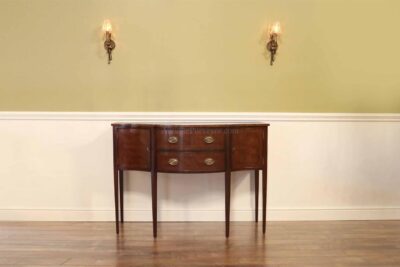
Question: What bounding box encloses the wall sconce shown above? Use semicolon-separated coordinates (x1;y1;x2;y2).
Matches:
266;22;281;66
102;19;116;64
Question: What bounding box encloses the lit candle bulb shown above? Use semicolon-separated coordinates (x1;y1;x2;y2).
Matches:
102;19;113;33
270;21;281;36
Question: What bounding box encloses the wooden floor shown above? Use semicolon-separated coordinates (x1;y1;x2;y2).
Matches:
0;221;400;267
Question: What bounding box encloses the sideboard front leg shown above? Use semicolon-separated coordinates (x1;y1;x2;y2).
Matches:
225;171;231;238
262;168;267;234
113;169;120;234
151;172;158;238
263;127;269;234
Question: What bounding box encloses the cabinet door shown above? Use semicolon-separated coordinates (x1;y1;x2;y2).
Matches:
231;127;266;170
116;128;151;170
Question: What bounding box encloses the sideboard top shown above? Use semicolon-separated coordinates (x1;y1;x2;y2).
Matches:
111;122;270;128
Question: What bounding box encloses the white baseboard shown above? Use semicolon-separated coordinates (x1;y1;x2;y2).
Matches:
1;208;400;221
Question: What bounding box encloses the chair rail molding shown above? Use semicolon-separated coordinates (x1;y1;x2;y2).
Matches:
1;112;400;122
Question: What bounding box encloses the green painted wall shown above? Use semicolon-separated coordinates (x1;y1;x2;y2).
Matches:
1;0;400;112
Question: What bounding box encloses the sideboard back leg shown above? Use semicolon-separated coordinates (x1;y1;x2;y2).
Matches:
113;169;120;234
255;170;259;222
119;170;124;223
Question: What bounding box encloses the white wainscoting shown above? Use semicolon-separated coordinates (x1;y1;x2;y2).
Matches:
1;112;400;221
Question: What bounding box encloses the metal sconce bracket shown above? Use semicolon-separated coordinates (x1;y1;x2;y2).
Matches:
104;31;116;64
266;33;278;66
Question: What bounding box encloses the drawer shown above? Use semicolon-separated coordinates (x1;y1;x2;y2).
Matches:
157;152;225;173
156;128;225;150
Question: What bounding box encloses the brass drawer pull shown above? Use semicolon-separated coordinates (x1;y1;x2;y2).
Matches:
168;158;179;166
204;136;215;144
204;158;215;166
168;136;178;144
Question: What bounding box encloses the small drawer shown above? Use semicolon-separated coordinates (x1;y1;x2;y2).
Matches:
156;128;225;150
157;152;225;173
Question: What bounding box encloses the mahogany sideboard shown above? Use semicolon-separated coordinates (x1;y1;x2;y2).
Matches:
112;123;269;238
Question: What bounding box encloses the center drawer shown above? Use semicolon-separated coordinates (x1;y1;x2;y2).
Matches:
157;151;225;173
156;128;225;150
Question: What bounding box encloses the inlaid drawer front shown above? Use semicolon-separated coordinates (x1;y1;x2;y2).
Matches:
116;128;150;170
157;152;225;173
156;128;225;150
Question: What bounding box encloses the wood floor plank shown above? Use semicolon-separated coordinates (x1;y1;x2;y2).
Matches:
0;221;399;266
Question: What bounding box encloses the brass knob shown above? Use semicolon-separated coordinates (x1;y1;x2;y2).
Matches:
168;158;179;166
204;136;215;144
204;158;215;166
168;136;178;144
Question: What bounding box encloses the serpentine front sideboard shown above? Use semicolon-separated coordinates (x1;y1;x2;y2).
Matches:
112;123;269;238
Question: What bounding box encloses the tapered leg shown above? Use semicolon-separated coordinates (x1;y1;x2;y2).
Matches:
262;168;267;234
151;172;158;238
255;170;259;222
113;169;119;234
119;170;124;223
225;171;231;238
